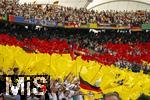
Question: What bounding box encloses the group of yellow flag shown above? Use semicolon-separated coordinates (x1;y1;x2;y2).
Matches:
0;45;149;99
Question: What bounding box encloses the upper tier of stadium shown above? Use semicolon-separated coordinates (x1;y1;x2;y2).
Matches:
0;0;150;29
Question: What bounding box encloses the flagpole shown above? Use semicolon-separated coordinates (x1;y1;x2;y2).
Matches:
90;65;102;83
78;65;84;77
90;65;104;95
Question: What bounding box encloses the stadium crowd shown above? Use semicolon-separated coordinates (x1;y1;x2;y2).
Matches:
0;22;150;74
0;68;122;100
0;70;83;100
0;1;150;26
0;1;150;99
0;68;149;100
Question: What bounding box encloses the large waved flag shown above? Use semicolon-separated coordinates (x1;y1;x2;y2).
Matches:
79;75;103;93
0;44;150;99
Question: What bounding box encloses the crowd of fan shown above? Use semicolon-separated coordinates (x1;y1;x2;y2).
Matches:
0;68;150;100
0;70;83;100
0;1;150;26
0;68;121;100
0;1;150;100
0;22;150;74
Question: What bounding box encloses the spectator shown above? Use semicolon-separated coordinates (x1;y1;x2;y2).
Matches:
103;92;121;100
0;1;149;26
0;94;4;100
27;93;40;100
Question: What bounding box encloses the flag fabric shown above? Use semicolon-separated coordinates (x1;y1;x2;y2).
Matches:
0;44;150;99
89;23;98;28
2;14;7;21
79;76;102;93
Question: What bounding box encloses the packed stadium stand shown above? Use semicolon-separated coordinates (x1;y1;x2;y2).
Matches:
0;0;150;100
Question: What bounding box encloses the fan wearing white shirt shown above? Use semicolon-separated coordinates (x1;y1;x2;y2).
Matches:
47;88;57;100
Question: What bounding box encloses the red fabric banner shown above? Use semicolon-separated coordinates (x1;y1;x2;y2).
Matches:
9;15;15;22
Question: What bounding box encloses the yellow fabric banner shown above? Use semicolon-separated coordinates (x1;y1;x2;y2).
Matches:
0;45;149;99
89;23;98;28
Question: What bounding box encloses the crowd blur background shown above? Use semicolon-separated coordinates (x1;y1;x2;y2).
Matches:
0;0;150;100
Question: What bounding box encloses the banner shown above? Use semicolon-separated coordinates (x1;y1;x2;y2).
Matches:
24;17;29;23
35;19;40;25
2;14;7;21
9;15;15;22
45;20;56;27
99;26;112;29
46;20;51;26
0;15;2;20
29;18;35;24
57;23;63;27
89;23;98;28
65;22;80;28
2;14;148;30
112;26;130;29
80;23;88;28
142;24;150;29
15;16;24;23
131;27;142;31
40;19;49;26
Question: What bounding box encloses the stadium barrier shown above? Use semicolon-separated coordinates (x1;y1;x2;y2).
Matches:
0;13;146;30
